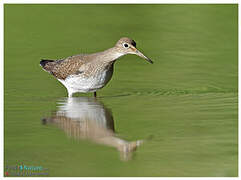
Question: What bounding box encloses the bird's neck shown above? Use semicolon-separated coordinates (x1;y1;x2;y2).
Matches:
92;47;124;63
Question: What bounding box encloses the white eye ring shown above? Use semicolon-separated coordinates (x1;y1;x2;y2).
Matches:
123;43;129;48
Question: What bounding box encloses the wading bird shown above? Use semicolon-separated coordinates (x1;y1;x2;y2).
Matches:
40;37;153;97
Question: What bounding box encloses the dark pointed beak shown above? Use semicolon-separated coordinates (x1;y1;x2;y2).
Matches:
131;46;153;64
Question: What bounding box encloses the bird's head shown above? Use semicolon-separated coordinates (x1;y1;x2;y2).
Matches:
115;37;153;64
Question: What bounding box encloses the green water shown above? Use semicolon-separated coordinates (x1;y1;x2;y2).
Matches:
4;4;238;177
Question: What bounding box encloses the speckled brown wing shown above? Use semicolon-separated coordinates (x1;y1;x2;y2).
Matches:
41;54;87;80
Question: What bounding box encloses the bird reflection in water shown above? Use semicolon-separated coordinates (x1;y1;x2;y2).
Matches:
42;97;143;161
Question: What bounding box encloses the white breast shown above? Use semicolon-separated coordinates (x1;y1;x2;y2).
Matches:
58;65;114;93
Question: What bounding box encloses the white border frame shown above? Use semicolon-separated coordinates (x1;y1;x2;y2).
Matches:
1;1;239;179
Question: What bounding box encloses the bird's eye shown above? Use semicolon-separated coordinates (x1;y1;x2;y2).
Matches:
123;43;129;48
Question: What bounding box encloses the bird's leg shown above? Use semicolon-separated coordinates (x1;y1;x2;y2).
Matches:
67;88;73;98
94;92;97;98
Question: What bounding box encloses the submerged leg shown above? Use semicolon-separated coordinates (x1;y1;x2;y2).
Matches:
94;92;97;98
67;88;74;98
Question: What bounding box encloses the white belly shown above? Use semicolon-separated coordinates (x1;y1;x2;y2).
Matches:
58;67;113;93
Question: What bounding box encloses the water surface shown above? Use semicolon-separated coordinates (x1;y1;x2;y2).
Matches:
4;4;238;177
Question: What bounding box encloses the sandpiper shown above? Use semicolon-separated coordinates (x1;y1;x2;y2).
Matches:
40;37;153;97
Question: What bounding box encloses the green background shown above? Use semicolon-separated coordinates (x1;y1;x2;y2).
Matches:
4;4;238;176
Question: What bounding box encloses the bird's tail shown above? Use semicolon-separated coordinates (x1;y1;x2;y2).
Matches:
40;59;55;72
40;59;54;68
